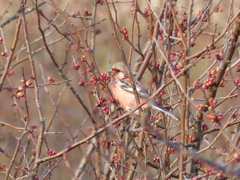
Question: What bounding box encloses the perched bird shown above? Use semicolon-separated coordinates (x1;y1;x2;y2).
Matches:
109;62;179;121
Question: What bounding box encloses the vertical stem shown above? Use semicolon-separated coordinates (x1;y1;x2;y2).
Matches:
127;0;137;65
127;130;145;180
0;17;22;91
21;0;46;177
179;0;194;178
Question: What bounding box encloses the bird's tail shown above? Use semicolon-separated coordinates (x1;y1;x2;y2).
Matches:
151;103;179;121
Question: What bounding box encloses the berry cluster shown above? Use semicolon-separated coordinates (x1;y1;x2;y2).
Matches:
47;150;56;156
206;112;223;123
120;27;128;40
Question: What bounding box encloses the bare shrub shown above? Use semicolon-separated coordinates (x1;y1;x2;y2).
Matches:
0;0;239;179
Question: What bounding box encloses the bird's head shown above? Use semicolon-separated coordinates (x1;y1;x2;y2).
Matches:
109;62;128;80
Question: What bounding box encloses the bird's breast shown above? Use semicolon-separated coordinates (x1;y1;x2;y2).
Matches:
110;80;137;108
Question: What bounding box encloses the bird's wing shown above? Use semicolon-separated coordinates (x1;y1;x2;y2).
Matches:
119;78;149;99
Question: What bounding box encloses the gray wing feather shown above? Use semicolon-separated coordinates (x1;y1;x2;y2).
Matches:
119;79;149;98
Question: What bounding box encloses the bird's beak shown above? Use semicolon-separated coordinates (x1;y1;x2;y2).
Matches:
108;70;114;76
109;68;117;76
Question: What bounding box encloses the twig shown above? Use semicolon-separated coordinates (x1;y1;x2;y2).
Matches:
20;1;46;178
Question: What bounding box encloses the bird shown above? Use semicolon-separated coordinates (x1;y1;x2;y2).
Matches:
109;62;179;121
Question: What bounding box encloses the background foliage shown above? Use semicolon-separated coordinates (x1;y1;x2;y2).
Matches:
0;0;240;179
